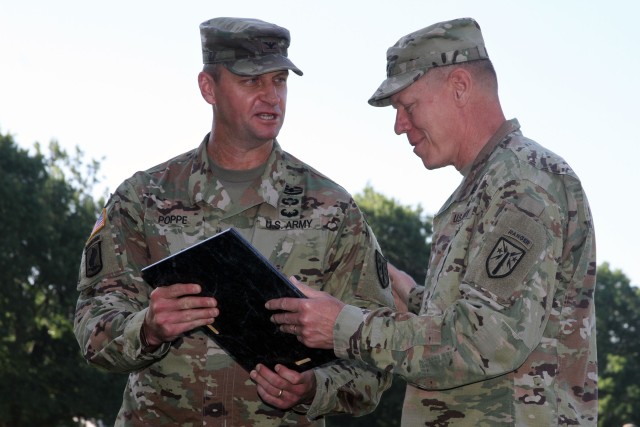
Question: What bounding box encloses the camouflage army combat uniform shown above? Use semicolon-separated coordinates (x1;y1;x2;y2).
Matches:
74;136;393;426
334;120;598;426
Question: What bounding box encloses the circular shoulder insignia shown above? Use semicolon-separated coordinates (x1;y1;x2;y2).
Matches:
375;250;390;289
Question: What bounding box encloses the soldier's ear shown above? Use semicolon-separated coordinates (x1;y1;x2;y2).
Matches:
448;68;471;106
198;71;216;105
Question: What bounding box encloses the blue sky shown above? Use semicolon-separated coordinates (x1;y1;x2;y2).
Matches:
2;0;639;285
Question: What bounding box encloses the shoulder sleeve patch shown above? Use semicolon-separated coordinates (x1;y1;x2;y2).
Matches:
486;237;526;278
84;236;103;278
466;204;547;303
77;204;123;290
355;240;394;308
375;250;390;289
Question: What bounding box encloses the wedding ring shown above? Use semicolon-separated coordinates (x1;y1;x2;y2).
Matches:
277;389;283;397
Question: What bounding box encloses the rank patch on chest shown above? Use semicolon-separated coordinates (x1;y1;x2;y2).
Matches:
485;237;526;278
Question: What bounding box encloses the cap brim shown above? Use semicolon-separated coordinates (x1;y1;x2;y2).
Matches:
226;54;303;77
368;69;425;107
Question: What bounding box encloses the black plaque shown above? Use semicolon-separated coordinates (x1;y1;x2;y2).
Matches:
141;227;337;372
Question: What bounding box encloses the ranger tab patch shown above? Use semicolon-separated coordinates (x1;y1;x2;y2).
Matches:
467;207;543;302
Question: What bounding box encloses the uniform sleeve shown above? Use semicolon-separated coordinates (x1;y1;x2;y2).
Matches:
332;182;564;390
407;285;424;314
306;204;395;418
73;180;170;373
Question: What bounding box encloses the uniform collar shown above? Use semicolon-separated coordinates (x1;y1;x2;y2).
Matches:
465;119;521;181
188;135;289;210
438;119;521;215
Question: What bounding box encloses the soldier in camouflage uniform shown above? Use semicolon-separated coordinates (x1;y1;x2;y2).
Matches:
73;17;393;426
267;17;598;426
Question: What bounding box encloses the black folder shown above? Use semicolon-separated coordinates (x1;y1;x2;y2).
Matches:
141;227;337;372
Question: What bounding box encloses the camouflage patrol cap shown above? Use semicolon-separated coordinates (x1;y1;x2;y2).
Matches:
200;17;303;76
368;17;488;107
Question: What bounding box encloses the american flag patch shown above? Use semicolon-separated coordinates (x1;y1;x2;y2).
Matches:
88;208;106;240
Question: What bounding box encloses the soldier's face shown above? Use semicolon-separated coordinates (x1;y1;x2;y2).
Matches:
211;67;289;147
390;72;459;170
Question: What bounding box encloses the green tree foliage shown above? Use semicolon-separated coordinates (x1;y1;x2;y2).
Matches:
595;263;640;426
355;184;432;285
0;132;126;427
327;185;433;427
4;133;638;426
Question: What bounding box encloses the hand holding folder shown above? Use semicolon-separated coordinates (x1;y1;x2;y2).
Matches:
141;227;337;372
